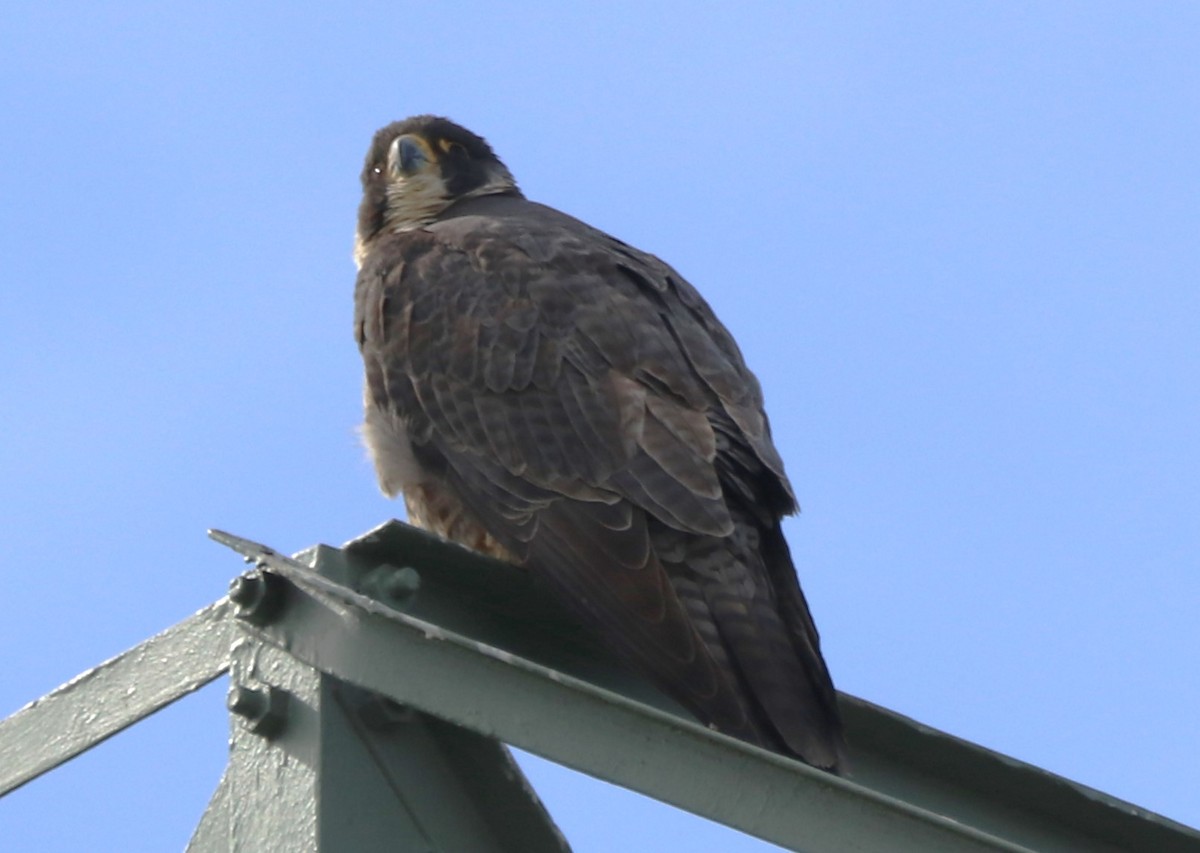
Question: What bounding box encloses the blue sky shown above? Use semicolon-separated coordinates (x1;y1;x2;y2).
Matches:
2;3;1197;850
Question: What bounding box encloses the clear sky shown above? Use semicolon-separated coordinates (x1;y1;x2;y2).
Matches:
2;3;1197;850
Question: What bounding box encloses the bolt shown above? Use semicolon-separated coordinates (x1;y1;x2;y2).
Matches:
380;566;420;600
360;564;421;608
227;569;285;625
227;684;266;717
228;574;260;606
227;683;288;738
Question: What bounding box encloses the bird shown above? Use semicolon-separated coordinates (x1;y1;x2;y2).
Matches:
352;115;846;771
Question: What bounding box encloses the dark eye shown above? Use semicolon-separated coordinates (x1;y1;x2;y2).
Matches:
439;139;467;158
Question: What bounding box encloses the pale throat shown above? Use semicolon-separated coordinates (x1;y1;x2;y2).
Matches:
352;165;518;269
383;172;453;233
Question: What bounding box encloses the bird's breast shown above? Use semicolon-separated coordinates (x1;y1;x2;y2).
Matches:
361;396;424;497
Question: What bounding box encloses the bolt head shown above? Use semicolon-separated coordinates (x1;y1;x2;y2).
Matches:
360;564;421;608
227;570;285;624
227;683;288;738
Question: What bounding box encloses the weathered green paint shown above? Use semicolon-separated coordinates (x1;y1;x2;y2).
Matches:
212;522;1200;853
183;537;570;853
4;520;1199;852
212;630;568;853
0;599;231;797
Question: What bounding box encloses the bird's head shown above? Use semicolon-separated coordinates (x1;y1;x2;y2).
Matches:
354;116;519;267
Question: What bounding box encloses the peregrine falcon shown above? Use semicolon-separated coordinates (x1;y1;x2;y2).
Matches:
353;116;846;771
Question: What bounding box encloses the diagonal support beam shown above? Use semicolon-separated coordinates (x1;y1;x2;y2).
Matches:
186;771;231;853
0;600;231;797
3;521;1196;851
209;525;1200;853
208;529;1034;853
191;532;571;853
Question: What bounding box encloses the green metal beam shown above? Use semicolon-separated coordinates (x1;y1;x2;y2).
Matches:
178;541;570;853
208;523;1200;853
5;519;1198;852
0;600;231;797
201;531;1019;851
333;521;1200;852
195;632;570;853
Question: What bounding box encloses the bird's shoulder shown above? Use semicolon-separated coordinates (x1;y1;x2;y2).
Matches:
354;192;795;514
358;194;749;391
